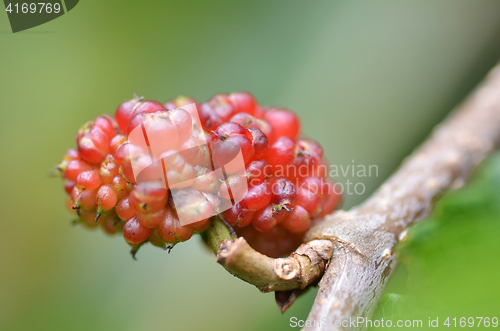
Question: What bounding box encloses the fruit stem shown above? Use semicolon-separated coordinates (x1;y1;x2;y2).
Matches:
203;216;236;255
203;216;333;304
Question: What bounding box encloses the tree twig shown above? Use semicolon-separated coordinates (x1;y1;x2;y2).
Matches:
303;63;500;330
204;217;334;293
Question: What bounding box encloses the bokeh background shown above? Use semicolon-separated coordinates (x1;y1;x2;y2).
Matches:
1;1;500;330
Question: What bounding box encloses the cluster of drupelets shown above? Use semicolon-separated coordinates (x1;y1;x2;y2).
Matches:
57;92;341;257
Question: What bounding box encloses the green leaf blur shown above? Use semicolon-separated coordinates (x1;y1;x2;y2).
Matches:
372;153;500;329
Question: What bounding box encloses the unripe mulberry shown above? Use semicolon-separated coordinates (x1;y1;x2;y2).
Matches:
55;92;342;258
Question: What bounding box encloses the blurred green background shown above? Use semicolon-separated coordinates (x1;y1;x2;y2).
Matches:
1;1;500;330
371;153;500;330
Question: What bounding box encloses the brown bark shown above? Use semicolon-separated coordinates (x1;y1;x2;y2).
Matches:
303;63;500;330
